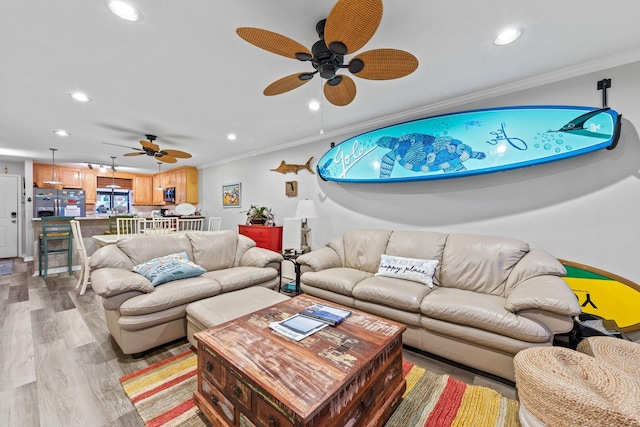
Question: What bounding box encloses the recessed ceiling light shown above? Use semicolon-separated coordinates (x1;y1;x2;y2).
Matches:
308;101;320;111
70;92;91;102
494;28;522;45
227;133;237;141
53;130;70;136
106;0;142;22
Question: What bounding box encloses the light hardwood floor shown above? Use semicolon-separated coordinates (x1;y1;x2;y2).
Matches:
1;258;637;426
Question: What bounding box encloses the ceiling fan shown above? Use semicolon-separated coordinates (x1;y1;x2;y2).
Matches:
102;135;192;164
236;0;418;106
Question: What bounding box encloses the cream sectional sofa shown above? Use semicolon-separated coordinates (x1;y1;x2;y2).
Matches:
296;229;581;381
89;231;283;355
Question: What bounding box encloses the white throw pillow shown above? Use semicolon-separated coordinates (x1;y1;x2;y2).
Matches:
375;254;439;287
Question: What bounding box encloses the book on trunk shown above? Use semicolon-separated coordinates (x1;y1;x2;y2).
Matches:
299;303;351;326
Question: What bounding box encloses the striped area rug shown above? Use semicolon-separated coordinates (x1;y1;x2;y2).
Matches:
120;350;520;427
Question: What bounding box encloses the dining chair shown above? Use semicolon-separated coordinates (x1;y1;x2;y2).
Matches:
208;217;222;231
39;216;74;279
177;217;204;231
145;217;177;234
70;220;91;295
104;215;135;235
116;217;141;240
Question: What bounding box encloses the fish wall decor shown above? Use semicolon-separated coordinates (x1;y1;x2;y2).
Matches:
271;157;315;174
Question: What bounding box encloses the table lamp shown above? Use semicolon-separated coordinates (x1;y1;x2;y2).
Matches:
294;199;318;253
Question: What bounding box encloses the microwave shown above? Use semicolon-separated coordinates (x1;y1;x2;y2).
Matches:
164;187;175;203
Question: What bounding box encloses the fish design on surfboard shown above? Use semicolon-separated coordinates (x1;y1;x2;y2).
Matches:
317;106;622;183
271;157;315;174
560;259;640;332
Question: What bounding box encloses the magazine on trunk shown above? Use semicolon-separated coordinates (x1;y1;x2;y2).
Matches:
299;303;352;326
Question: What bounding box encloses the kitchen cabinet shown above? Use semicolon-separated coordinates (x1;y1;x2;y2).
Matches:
58;168;82;188
132;175;153;205
174;166;198;204
82;169;97;204
238;225;282;252
33;163;82;188
152;173;165;205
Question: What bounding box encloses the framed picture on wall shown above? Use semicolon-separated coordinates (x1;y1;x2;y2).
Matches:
285;181;297;197
222;183;241;208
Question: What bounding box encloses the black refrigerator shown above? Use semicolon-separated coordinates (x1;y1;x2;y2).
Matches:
33;188;86;217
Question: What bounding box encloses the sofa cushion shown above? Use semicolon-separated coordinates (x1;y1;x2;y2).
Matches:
385;231;447;285
132;252;206;286
301;268;373;296
202;266;279;293
90;244;135;270
91;268;154;297
117;233;194;266
353;275;434;312
341;229;392;273
187;231;238;271
119;275;222;316
375;254;439;287
421;288;550;342
440;233;529;295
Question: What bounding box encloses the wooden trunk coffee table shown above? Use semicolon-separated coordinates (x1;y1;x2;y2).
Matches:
193;294;406;427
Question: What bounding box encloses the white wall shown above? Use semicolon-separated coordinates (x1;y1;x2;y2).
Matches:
200;61;640;283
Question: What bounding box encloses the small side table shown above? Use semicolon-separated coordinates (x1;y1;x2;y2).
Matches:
280;252;303;295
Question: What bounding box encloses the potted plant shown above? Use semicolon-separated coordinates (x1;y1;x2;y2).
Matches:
244;205;274;225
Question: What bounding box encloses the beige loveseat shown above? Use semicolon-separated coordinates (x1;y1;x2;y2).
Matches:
296;229;581;381
90;231;283;355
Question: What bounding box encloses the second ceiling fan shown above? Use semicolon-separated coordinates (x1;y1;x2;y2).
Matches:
104;135;192;164
236;0;418;106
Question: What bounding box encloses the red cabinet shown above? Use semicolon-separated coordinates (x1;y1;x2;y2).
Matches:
238;225;283;252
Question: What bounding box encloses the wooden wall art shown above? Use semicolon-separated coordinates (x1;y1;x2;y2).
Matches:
270;157;315;174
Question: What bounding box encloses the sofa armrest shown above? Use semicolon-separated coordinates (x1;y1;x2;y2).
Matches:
239;247;284;268
296;247;342;271
505;275;581;316
91;268;154;298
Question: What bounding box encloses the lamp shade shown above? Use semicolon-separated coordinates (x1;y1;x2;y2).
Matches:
294;199;318;219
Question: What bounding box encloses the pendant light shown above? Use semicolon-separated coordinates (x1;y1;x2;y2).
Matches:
155;161;163;190
43;148;63;185
105;156;121;189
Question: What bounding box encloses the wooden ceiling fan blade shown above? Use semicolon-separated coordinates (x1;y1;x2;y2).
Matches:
163;149;192;159
324;0;383;54
264;73;312;96
102;142;142;151
140;140;160;152
324;75;356;106
123;152;145;157
236;27;311;59
157;155;177;164
350;49;419;80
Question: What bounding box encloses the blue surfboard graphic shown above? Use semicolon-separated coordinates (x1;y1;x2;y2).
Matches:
317;106;621;183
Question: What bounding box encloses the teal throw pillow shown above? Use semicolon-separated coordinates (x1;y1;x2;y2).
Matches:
132;251;205;286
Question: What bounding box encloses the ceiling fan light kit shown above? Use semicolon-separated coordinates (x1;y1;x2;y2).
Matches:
236;0;418;106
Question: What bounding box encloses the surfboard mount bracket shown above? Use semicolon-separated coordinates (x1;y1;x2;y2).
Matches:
597;78;611;108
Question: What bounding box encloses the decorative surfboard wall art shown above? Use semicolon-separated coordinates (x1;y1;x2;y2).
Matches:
317;106;622;183
561;259;640;333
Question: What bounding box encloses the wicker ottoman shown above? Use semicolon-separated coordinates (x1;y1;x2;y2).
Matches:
186;286;289;348
514;346;640;427
577;336;640;379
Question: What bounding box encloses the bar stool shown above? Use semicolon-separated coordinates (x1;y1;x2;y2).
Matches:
39;216;74;279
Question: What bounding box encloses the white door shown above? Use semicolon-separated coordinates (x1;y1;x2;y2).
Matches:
0;175;19;258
